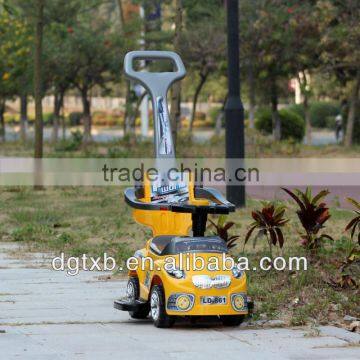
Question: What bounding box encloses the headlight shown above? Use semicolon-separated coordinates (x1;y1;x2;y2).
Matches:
167;293;195;311
232;266;244;279
166;267;185;279
176;295;192;311
231;293;247;311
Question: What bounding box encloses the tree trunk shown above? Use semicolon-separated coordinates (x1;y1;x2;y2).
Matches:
270;77;281;141
81;89;92;143
303;93;312;145
189;72;208;133
170;0;183;148
61;99;66;140
20;93;28;142
298;71;312;145
345;70;360;147
51;91;63;143
215;94;227;136
248;59;256;129
0;99;6;142
116;0;125;33
123;81;131;135
34;0;44;159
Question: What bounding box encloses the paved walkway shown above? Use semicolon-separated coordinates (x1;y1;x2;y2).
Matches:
1;242;359;360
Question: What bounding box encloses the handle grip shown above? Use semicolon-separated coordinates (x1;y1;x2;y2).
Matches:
124;50;186;97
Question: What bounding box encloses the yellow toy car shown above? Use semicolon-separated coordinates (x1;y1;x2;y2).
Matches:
114;51;250;328
115;234;248;328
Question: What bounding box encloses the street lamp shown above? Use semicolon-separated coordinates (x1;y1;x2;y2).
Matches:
225;0;245;207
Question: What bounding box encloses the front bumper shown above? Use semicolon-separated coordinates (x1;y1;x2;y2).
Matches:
164;275;248;316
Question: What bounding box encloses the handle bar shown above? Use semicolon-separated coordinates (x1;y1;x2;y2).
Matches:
124;51;186;159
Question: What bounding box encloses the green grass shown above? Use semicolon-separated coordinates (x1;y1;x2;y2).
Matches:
1;130;360;158
0;186;358;326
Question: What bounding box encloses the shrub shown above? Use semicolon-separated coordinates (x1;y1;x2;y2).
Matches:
244;202;289;256
289;102;340;128
345;198;360;245
43;113;55;125
209;215;240;249
209;106;222;124
68;112;83;126
195;111;206;121
92;111;121;126
288;104;305;120
55;130;83;152
310;102;340;128
255;108;305;142
282;187;333;250
193;119;215;128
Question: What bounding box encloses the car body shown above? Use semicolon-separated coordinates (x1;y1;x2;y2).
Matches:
123;235;248;327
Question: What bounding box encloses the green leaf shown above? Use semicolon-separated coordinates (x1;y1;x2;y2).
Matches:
312;189;330;205
347;198;360;210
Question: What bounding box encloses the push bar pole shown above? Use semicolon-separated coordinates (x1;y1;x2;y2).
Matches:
124;51;186;159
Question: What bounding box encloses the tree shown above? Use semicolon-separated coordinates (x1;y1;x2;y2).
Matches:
44;2;83;142
241;0;296;141
179;23;225;133
240;0;261;129
68;9;123;143
317;0;360;146
169;0;183;148
287;2;322;145
33;0;44;158
180;0;225;133
0;6;32;142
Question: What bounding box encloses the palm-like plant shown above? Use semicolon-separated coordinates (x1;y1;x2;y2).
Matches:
345;198;360;245
244;202;289;256
282;187;333;249
209;215;239;249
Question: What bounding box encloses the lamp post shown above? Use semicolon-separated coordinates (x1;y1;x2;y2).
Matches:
225;0;245;207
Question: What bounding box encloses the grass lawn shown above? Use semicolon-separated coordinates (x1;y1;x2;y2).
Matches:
0;186;358;326
1;131;360;158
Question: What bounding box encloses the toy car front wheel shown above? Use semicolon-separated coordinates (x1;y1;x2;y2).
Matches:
126;277;149;319
220;315;245;326
150;285;175;328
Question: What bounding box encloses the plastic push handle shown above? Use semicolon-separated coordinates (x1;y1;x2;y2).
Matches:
124;51;186;158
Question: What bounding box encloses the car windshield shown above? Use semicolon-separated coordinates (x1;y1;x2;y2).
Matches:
172;237;228;254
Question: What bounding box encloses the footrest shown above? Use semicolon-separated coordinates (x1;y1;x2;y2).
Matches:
114;298;148;312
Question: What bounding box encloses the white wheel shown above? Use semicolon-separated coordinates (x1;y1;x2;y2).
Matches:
126;277;149;319
149;285;175;328
126;280;135;301
150;290;160;321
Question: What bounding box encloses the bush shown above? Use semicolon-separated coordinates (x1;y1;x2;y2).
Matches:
255;108;305;142
92;111;121;126
209;106;222;124
289;102;340;128
195;111;206;121
288;104;305;120
55;130;83;152
310;102;340;128
43;113;55;125
68;112;83;126
193;119;215;128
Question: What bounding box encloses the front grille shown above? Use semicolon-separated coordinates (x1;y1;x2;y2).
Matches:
192;275;231;289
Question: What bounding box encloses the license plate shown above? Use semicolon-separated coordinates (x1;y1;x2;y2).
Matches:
200;296;227;305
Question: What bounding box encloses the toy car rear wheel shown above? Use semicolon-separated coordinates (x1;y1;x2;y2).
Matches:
126;277;149;319
220;315;245;326
150;285;175;328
